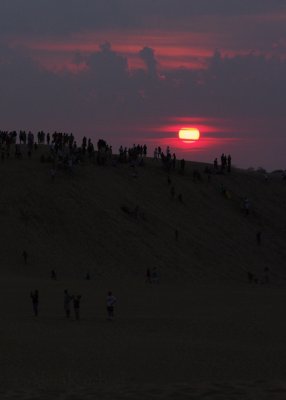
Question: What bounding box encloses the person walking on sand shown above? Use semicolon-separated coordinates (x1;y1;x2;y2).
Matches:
151;267;160;284
175;229;179;241
64;290;72;318
51;270;57;280
256;231;262;245
30;290;39;317
22;250;28;265
146;268;151;284
107;291;117;320
72;295;82;320
263;267;270;285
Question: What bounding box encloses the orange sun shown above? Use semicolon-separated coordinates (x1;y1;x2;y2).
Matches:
178;127;200;142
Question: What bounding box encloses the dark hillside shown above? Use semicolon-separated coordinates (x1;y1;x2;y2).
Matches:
1;146;285;284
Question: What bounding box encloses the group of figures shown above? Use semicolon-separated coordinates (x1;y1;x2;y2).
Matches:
145;267;160;284
247;267;270;286
30;289;117;321
214;153;232;172
118;144;147;163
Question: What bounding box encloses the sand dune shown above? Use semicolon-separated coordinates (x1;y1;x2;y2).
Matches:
1;146;285;281
1;146;286;398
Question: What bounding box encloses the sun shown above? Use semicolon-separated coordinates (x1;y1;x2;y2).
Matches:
178;127;200;142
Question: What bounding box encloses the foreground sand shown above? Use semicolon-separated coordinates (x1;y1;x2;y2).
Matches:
2;276;286;399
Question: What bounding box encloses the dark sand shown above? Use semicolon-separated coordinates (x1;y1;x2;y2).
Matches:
1;148;286;398
1;277;286;399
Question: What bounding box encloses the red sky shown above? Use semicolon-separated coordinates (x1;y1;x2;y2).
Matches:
8;23;286;72
1;1;286;170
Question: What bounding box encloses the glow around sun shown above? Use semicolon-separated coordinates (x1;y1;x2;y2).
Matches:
178;127;200;142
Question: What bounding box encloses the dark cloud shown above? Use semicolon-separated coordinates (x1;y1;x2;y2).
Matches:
139;47;157;77
1;42;285;130
0;0;285;35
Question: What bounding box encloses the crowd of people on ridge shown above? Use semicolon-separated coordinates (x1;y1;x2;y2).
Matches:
0;128;280;296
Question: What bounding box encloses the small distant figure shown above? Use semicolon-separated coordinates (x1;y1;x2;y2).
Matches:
227;155;232;172
22;250;28;265
146;268;151;283
50;168;56;181
30;290;39;317
178;193;183;203
256;231;262;245
221;183;226;196
263;267;269;285
151;267;160;284
170;186;175;199
73;295;82;320
51;270;57;280
167;176;171;185
243;198;250;215
85;272;91;280
175;229;179;241
214;158;218;170
153;147;158;160
64;290;72;318
107;291;117;320
172;153;176;169
193;169;201;182
247;271;254;285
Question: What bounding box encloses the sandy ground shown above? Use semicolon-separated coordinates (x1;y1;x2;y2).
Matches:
1;150;286;397
1;277;286;399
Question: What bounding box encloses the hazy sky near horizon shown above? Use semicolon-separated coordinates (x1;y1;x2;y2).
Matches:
1;0;286;170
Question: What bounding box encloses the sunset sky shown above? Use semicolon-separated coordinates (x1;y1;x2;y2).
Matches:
1;0;286;170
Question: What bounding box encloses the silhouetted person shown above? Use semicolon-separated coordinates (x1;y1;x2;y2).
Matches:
167;176;171;185
214;158;218;170
178;193;183;203
175;229;179;241
170;186;175;199
172;153;176;169
151;267;160;284
227;154;232;172
51;270;57;280
247;271;254;285
85;272;90;280
256;231;261;245
107;291;117;320
146;268;151;283
50;168;56;181
263;267;269;285
22;250;28;265
73;295;82;320
30;290;39;317
243;198;250;215
64;290;72;318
